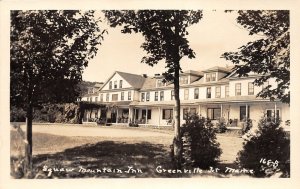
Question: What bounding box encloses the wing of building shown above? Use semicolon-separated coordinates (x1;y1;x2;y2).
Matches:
80;67;290;129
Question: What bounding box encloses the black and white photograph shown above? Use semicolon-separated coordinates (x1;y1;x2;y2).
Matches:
1;0;300;189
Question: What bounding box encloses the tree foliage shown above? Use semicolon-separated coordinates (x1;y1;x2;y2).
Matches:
104;10;202;81
10;10;105;176
104;10;203;168
11;10;105;108
237;117;290;177
222;10;289;104
181;114;221;169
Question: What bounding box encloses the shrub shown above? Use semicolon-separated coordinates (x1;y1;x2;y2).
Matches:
215;117;227;133
10;106;26;122
129;122;139;127
242;118;253;134
181;114;222;169
237;117;290;177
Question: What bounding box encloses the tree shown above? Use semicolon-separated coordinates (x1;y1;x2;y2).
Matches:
222;10;290;104
104;10;203;168
237;117;290;177
10;10;105;176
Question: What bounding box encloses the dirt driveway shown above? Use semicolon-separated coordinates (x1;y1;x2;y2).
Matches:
17;124;173;138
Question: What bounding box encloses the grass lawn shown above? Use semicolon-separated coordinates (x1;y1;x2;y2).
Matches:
10;126;245;178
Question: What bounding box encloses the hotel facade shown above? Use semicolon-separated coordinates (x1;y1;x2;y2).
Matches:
81;66;289;128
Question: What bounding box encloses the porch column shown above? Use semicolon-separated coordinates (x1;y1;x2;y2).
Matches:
221;104;223;118
128;108;131;124
116;107;119;123
146;107;148;124
134;108;137;123
86;110;89;121
158;107;161;127
198;104;201;116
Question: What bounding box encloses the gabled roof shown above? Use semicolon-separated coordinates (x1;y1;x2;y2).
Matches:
181;70;203;76
141;77;157;90
100;71;146;90
202;66;233;73
116;71;146;89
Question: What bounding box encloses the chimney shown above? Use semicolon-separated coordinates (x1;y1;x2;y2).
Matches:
142;74;147;78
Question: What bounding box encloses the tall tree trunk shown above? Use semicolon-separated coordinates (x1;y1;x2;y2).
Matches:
24;102;33;177
173;59;182;169
24;68;33;177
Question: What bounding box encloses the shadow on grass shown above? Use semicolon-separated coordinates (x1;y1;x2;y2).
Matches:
32;141;178;178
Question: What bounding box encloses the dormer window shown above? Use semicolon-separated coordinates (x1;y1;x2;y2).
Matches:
180;76;189;84
206;73;216;82
211;73;216;81
157;79;165;87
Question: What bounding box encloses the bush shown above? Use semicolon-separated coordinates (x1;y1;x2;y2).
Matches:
215;117;227;133
242;118;253;134
10;106;26;122
129;122;139;127
181;114;222;169
237;117;290;177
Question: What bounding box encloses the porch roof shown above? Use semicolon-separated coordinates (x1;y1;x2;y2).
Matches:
129;96;276;107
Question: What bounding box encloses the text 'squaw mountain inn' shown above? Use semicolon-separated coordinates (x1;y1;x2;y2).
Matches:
80;66;289;129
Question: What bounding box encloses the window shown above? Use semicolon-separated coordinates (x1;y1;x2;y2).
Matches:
128;91;131;100
112;94;118;101
109;81;112;89
90;97;92;102
157;79;164;87
180;76;188;84
207;108;221;120
266;109;280;119
184;89;189;100
114;81;117;89
147;110;152;119
95;110;98;118
141;93;145;102
100;94;103;101
95;97;98;102
225;85;229;98
190;108;197;115
183;108;198;120
155;92;158;101
183;108;189;120
207;87;211;98
122;109;129;118
206;73;211;82
119;80;123;88
163;109;173;120
235;83;241;96
215;86;221;98
248;82;254;95
194;88;199;99
121;92;124;101
211;73;216;81
240;106;250;121
160;91;164;101
106;93;109;101
146;92;150;101
142;109;152;120
171;90;175;100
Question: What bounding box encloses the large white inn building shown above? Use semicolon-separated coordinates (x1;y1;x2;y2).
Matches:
81;66;289;128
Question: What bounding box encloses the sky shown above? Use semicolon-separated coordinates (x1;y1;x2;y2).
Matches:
82;10;261;82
